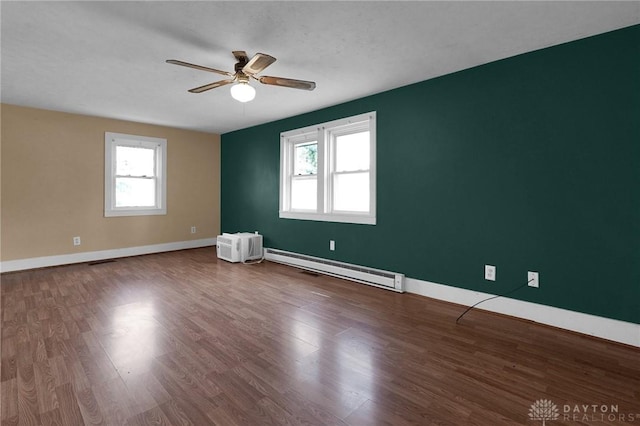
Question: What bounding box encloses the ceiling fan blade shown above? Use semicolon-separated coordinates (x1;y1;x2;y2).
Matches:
243;53;276;76
232;51;249;63
259;76;316;91
188;79;235;93
166;59;233;76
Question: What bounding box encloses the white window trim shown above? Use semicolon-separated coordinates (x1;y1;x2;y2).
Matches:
104;132;167;217
279;112;376;225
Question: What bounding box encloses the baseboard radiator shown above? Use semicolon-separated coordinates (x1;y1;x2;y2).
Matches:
264;248;405;293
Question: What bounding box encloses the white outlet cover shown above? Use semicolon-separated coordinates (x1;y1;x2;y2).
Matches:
330;240;335;251
528;271;539;288
485;265;496;281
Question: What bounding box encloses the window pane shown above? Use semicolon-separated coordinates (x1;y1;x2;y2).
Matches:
291;177;317;210
116;146;155;177
333;172;369;212
294;142;317;176
115;177;156;207
335;131;369;172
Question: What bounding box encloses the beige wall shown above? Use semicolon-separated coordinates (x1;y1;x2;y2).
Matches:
1;104;220;261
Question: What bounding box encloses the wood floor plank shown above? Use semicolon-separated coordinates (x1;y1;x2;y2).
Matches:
157;398;197;426
0;378;18;421
16;362;40;426
92;376;137;425
55;382;85;426
39;408;63;426
0;354;16;382
346;398;438;426
32;358;59;414
121;371;172;413
125;405;172;426
1;247;638;425
75;387;106;425
149;356;221;421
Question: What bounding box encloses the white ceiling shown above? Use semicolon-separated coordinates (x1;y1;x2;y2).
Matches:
2;1;639;135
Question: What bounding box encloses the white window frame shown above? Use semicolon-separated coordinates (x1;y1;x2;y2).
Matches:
280;111;376;225
104;132;167;217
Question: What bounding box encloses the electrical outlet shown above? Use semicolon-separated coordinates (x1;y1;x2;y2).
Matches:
329;240;335;251
73;236;81;246
191;226;196;234
528;271;539;288
485;265;496;281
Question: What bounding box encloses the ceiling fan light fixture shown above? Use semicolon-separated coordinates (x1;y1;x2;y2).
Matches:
230;81;256;103
167;51;315;100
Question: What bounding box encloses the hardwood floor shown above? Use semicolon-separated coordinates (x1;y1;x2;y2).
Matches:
1;247;638;425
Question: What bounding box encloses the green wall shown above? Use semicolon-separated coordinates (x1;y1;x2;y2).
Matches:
222;25;640;324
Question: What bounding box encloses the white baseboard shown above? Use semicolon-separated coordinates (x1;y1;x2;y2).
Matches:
0;238;217;273
406;277;640;348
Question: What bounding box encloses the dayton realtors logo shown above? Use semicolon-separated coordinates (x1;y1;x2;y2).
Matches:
528;399;639;424
529;399;559;425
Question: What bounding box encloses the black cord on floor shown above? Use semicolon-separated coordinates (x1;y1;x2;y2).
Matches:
456;278;534;324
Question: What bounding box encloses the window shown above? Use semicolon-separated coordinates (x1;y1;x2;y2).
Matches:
280;112;376;224
104;132;167;217
291;140;318;210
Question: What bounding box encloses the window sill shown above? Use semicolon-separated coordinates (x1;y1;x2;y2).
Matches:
105;208;167;217
279;211;376;225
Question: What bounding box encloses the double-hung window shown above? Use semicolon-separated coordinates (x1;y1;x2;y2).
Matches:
280;111;376;225
104;132;167;217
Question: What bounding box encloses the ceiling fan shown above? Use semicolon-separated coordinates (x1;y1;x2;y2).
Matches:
166;51;316;102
